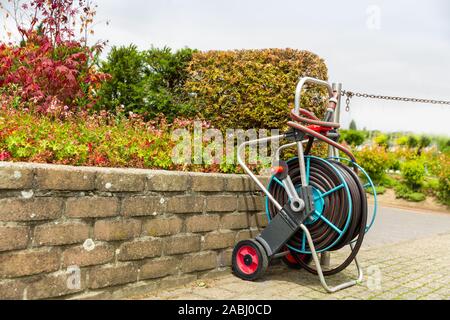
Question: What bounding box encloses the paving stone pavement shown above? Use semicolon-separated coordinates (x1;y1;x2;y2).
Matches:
133;208;450;300
363;206;450;247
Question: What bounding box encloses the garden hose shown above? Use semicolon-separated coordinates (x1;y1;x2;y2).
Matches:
287;119;357;163
266;157;368;276
290;108;341;129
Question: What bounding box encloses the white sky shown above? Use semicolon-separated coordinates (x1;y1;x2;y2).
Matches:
2;0;450;135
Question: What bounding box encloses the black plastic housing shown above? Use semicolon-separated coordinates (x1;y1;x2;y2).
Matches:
256;186;315;257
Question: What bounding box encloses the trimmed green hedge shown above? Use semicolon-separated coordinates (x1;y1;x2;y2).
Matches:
184;48;328;130
97;46;196;120
355;146;390;183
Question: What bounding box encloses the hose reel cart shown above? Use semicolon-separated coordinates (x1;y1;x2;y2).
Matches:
231;77;378;293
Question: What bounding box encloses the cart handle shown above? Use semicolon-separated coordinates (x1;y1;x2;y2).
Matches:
294;77;334;116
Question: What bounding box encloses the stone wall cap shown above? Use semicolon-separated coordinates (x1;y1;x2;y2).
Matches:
0;162;270;178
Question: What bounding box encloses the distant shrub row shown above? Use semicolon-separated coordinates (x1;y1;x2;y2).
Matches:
98;47;329;130
356;146;449;205
184;48;328;130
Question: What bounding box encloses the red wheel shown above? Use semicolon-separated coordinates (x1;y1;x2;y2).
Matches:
232;239;268;281
282;249;312;270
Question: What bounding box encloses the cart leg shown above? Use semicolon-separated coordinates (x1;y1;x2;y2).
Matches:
320;251;331;269
300;224;363;293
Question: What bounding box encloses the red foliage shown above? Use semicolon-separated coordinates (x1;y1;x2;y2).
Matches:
5;0;99;46
0;33;109;113
0;1;109;114
0;151;12;161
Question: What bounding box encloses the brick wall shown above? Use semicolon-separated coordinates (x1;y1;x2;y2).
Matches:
0;162;268;300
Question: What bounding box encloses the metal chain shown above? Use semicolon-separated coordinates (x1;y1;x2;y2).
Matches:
341;90;450;112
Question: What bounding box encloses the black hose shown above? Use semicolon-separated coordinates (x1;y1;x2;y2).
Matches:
267;158;367;276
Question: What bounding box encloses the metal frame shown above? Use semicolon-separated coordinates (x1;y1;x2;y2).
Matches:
266;155;353;255
301;224;363;293
236;77;365;293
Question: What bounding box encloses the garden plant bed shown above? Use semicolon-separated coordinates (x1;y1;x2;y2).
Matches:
368;189;449;214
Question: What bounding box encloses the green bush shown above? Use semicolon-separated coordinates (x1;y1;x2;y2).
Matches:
356;146;389;183
401;160;425;190
396;135;409;147
184;48;328;130
437;177;450;205
394;184;426;202
96;45;148;114
435;136;450;153
394;184;409;198
366;185;386;195
418;135;431;149
340;130;366;146
423;177;440;195
387;153;401;171
379;174;399;188
436;154;450;205
374;133;389;149
97;45;196;120
407;135;419;149
145;46;197;119
407;192;427;202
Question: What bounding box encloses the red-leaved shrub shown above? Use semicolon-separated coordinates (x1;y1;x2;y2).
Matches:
0;0;109;115
0;33;109;114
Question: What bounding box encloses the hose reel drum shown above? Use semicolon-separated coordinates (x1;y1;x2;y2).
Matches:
231;77;378;293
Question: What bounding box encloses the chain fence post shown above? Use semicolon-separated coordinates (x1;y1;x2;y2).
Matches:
321;82;342;269
328;83;342;159
333;83;342;129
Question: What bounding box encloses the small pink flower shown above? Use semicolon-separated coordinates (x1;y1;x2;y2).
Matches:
0;151;11;161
